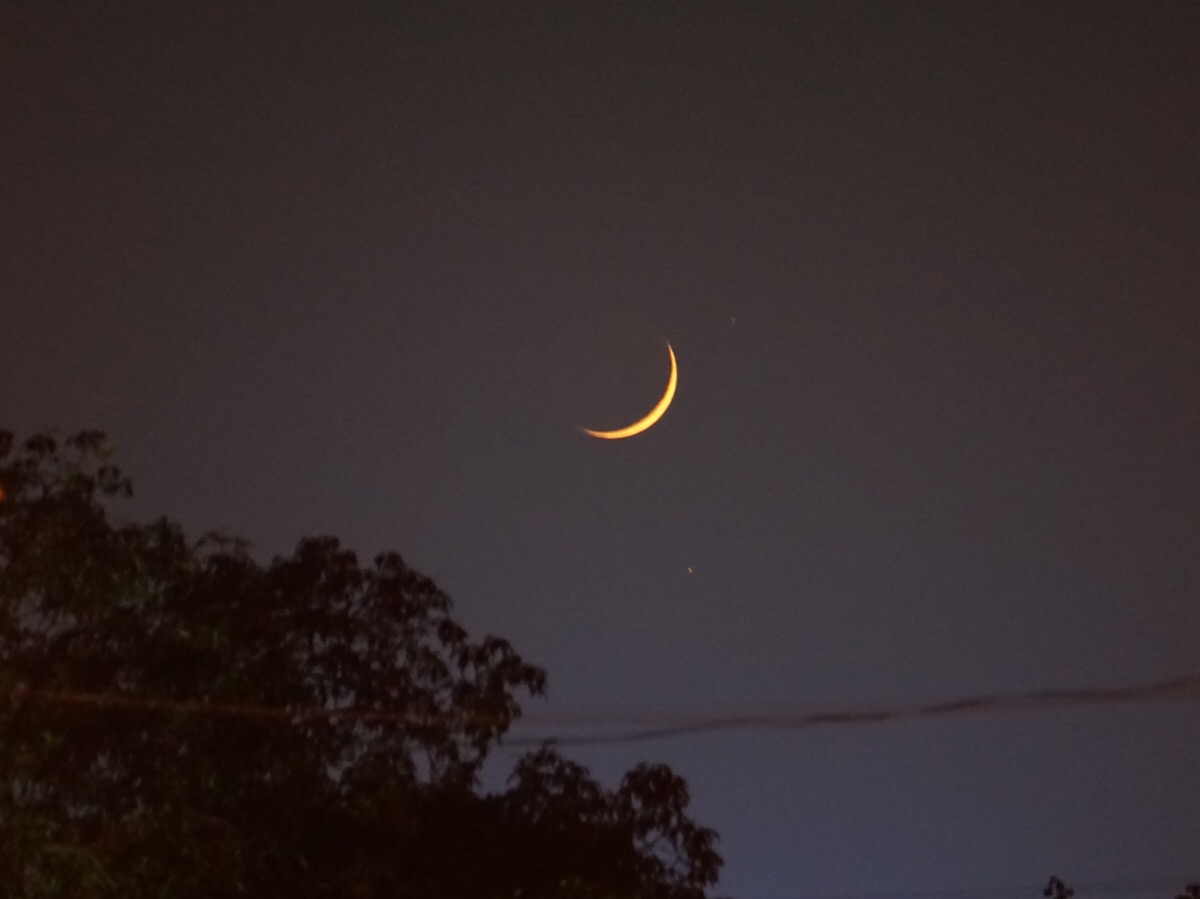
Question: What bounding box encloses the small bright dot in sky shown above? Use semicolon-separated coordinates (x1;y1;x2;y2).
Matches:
687;566;693;574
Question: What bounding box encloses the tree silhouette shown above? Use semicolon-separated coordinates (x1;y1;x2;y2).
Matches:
0;430;723;898
1044;878;1075;899
1042;878;1200;899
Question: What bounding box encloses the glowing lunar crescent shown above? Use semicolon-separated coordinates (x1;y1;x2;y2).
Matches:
581;342;677;440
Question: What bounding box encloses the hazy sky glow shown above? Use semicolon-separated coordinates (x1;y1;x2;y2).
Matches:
3;4;1198;897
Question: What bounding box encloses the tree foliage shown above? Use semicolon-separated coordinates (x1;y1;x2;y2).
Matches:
1043;879;1199;899
0;430;723;899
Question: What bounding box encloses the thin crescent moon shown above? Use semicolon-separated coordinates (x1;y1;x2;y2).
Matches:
581;342;677;440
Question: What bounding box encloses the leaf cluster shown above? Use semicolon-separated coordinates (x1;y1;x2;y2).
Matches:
0;430;724;899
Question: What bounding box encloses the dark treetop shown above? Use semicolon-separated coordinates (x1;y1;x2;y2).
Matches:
0;429;723;899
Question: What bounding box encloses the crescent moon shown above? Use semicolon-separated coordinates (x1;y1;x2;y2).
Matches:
580;342;677;440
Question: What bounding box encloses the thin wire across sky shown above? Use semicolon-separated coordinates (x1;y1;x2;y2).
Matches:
9;673;1200;747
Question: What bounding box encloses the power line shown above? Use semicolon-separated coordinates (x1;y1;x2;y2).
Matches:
505;673;1200;746
7;673;1199;746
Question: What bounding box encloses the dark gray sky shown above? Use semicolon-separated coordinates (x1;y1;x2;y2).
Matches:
4;3;1199;897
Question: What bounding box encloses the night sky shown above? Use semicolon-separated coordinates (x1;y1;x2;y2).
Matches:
3;3;1199;897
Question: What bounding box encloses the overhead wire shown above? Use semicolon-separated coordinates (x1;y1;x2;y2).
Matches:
6;673;1200;746
503;674;1200;746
